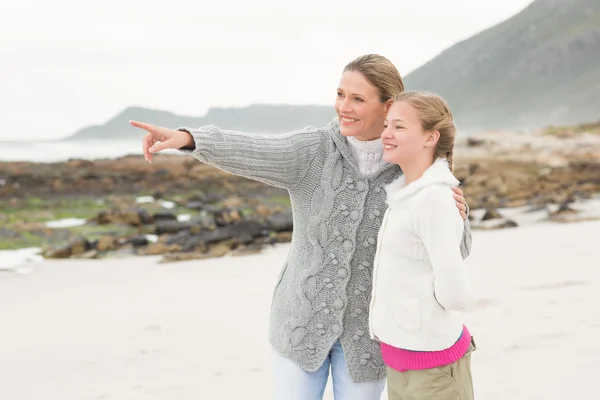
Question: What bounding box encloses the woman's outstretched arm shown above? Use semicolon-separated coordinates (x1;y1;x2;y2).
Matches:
131;121;325;190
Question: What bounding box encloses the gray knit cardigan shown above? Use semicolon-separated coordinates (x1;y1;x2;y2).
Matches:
180;119;472;382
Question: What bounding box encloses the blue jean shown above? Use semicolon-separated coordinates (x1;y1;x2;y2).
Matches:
272;340;386;400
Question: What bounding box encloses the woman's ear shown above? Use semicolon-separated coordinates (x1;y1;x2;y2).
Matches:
424;130;440;147
383;99;394;116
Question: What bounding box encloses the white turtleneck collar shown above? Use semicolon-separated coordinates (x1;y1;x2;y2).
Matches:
346;136;388;178
385;157;459;203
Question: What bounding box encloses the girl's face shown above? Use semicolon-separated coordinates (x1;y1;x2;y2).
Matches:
335;71;391;141
381;101;432;166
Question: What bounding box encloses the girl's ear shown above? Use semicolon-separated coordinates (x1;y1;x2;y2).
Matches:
424;130;440;148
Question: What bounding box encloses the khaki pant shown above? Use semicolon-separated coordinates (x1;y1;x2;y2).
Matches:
386;338;476;400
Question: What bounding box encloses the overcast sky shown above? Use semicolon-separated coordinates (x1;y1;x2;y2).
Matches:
0;0;533;141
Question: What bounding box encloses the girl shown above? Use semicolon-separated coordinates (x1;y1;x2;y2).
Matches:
369;91;476;400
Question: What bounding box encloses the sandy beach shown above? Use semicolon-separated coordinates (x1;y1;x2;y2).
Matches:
1;216;599;399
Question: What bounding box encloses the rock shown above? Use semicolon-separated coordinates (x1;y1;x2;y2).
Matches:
160;220;266;253
202;204;224;214
474;219;519;230
255;205;273;218
128;236;150;247
231;233;256;246
555;202;578;214
43;236;91;258
187;193;208;203
479;195;501;209
158;240;236;263
80;250;99;259
152;212;178;222
183;220;266;247
548;201;581;222
153;169;170;178
274;231;293;243
231;244;264;257
495;219;518;229
525;204;549;213
203;193;224;203
186;201;205;211
502;198;529;208
481;208;503;221
466;138;486;147
105;243;136;258
66;159;95;169
196;215;217;232
215;220;266;242
93;207;152;226
165;232;209;253
155;220;194;235
253;235;278;246
160;252;213;263
186;192;222;204
267;212;294;232
208;241;234;257
468;163;480;175
96;235;117;252
222;197;246;209
142;242;181;255
212;208;244;226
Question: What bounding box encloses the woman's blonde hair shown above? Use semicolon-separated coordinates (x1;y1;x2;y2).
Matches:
395;91;456;170
344;54;405;102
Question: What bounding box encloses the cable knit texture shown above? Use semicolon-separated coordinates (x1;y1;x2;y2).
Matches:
179;120;473;383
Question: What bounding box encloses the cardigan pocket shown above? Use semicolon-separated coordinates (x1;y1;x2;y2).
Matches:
391;297;422;331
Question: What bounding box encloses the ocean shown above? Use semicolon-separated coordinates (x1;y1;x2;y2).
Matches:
0;139;160;163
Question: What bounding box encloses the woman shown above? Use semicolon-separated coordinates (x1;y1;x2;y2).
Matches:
130;54;471;400
370;91;475;400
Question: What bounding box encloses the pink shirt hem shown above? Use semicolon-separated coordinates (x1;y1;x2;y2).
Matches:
380;325;471;372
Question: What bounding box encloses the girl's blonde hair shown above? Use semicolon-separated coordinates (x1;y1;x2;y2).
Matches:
395;91;456;170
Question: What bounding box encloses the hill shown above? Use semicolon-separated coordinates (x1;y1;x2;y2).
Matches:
404;0;600;132
67;104;335;140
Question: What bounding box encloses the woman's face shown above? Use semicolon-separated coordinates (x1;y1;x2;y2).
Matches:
335;71;391;141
